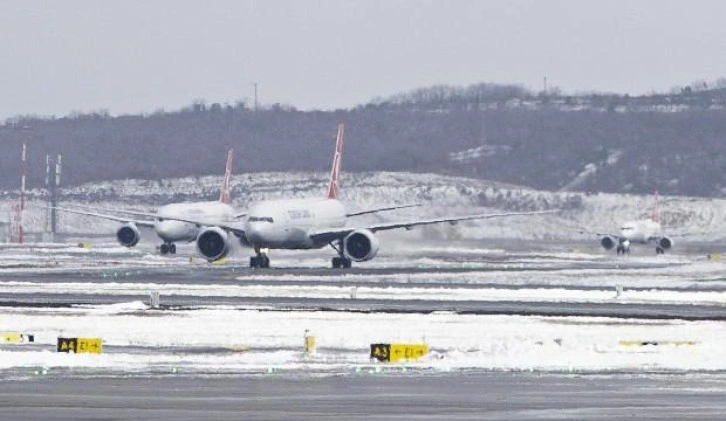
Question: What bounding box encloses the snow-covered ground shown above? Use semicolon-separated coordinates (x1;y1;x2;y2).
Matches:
1;242;726;378
2;276;726;305
1;168;726;379
2;303;725;377
4;171;726;243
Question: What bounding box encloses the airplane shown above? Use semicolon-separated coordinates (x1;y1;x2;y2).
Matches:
52;149;239;254
593;192;674;255
160;123;559;269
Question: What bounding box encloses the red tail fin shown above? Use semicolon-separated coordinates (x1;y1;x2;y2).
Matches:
652;191;659;222
219;148;233;204
326;124;345;199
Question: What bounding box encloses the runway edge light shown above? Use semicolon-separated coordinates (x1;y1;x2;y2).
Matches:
304;329;316;354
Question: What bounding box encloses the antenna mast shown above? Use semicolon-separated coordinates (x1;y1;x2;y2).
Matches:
18;142;27;243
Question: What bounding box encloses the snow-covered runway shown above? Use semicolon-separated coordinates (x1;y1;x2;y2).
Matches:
3;302;726;378
1;241;726;379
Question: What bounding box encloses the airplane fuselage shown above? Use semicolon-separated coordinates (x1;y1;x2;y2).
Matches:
619;219;662;244
155;201;236;243
243;198;346;249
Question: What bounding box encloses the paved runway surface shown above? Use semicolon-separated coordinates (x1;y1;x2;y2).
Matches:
4;291;726;320
2;372;726;420
2;256;726;319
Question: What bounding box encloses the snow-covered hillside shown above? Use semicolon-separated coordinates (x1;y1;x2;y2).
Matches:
4;172;726;242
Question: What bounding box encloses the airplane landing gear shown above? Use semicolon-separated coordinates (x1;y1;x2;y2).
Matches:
616;245;630;255
250;247;270;268
160;243;176;255
656;246;664;254
330;240;352;269
332;256;352;269
250;255;270;268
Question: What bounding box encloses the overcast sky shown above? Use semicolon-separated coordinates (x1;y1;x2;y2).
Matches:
1;0;725;119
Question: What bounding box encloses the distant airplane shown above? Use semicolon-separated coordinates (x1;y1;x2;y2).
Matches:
592;192;674;255
54;149;239;254
162;124;558;268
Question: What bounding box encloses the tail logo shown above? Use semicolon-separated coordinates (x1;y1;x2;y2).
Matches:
219;148;233;204
326;124;345;199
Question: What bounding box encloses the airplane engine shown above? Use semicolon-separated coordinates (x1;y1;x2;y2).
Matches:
658;236;673;250
600;235;618;250
196;226;230;262
343;229;380;262
116;223;141;247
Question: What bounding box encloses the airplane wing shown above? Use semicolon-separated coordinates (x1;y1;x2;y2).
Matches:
67;203;250;222
127;213;247;237
189;219;247;238
346;203;421;218
59;204;161;220
310;209;559;244
49;206;156;228
578;228;621;238
657;231;713;239
153;208;556;245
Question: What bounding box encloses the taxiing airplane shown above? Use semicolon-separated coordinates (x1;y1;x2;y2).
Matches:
54;149;239;254
161;124;558;268
594;192;673;255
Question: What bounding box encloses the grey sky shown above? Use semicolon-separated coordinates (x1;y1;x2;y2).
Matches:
1;0;725;119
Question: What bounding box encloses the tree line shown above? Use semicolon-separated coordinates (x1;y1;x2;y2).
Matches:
1;82;725;197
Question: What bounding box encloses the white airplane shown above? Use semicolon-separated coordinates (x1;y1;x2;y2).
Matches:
53;149;239;254
163;124;558;268
595;192;674;255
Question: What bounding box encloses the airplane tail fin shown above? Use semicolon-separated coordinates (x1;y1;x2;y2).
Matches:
652;191;659;222
219;148;233;204
326;124;345;199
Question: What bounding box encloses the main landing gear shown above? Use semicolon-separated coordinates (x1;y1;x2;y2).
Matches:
655;246;665;255
159;242;177;255
616;245;630;255
250;247;270;269
332;256;352;269
330;240;352;269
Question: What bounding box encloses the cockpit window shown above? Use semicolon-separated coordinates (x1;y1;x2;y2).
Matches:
248;216;274;223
